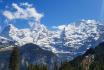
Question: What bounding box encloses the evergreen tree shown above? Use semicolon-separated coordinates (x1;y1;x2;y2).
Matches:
27;64;48;70
9;47;20;70
53;62;58;70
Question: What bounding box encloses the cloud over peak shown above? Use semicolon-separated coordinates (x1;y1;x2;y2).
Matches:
3;3;43;22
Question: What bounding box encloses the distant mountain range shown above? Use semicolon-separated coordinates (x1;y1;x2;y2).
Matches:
0;20;104;60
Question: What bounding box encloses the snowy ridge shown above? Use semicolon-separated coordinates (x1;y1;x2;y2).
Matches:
0;20;104;54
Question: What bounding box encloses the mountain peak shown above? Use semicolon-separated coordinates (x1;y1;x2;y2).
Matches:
0;24;17;39
8;24;16;28
0;20;104;56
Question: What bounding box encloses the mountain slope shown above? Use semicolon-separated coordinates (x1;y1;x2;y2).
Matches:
0;36;15;48
0;43;58;70
59;42;104;70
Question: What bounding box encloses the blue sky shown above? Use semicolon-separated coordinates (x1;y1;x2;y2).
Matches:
0;0;103;29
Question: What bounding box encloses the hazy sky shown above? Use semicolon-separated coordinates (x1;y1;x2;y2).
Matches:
0;0;103;29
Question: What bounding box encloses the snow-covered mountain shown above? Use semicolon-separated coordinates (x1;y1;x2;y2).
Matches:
0;36;15;48
0;20;104;59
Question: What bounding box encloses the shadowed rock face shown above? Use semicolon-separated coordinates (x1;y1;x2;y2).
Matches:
59;42;104;70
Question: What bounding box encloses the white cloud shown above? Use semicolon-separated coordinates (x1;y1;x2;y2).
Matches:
52;25;66;30
20;2;33;7
3;3;43;22
3;11;14;20
28;22;34;28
